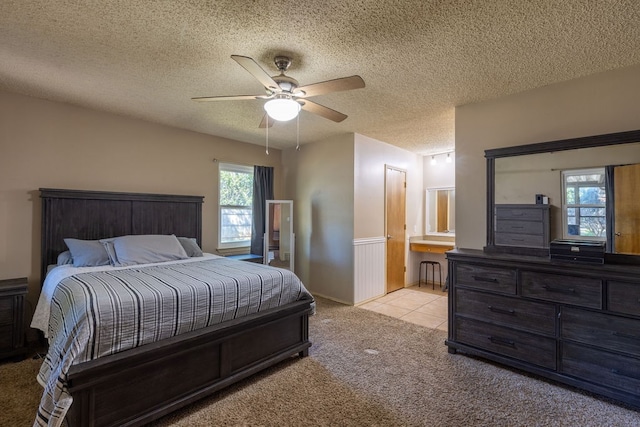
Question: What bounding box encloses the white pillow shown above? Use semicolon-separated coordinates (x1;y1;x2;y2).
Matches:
111;234;189;266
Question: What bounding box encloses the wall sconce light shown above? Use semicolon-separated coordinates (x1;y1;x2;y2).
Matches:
446;153;452;163
430;155;436;166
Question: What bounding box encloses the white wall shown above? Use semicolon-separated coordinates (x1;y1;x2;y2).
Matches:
0;90;284;318
282;134;355;304
354;133;423;238
354;134;423;288
455;63;640;250
423;152;456;191
283;132;422;304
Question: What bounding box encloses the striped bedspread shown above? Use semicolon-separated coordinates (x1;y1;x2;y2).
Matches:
33;256;313;427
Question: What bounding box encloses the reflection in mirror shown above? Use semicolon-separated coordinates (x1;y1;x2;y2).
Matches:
264;200;295;271
614;163;640;255
494;142;640;254
426;188;455;235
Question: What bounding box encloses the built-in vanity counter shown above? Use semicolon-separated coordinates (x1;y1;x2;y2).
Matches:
409;236;455;254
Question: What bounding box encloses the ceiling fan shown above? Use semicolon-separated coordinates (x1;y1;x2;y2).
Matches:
192;55;365;127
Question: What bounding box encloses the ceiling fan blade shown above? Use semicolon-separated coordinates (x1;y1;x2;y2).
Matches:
300;100;348;122
231;55;280;92
258;113;274;128
191;94;269;102
296;75;365;98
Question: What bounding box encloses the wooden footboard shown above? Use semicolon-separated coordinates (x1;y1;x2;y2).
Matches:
64;299;312;427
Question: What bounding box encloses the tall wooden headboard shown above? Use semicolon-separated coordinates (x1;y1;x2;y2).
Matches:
40;188;204;284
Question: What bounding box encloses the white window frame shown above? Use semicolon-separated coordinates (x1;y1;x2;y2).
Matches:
561;168;606;241
218;163;253;249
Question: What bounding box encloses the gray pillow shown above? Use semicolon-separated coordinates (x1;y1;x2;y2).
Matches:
64;238;111;267
112;234;189;266
178;237;203;257
57;250;74;265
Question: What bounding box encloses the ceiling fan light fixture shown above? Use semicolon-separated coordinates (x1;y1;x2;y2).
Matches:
264;96;301;121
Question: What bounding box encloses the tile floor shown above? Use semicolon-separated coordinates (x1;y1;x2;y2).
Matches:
359;284;448;332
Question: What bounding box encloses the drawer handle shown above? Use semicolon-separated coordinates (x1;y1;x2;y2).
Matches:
488;336;516;348
611;368;640;381
510;226;524;229
472;276;498;283
542;285;575;294
488;306;516;315
612;331;640;341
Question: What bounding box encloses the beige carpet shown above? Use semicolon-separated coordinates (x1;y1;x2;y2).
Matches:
2;297;639;426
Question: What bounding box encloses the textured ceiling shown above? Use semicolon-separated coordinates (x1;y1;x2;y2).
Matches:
1;1;640;155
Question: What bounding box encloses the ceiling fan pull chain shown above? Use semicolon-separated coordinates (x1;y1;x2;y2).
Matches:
296;114;300;151
265;115;269;155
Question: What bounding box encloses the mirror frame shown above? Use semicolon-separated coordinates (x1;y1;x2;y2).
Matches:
264;199;295;272
484;128;640;264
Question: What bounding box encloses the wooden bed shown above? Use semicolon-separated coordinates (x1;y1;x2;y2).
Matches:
39;188;313;427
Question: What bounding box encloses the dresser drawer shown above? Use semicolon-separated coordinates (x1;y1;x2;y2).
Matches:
561;307;640;355
496;207;544;221
455;317;557;369
495;233;545;248
455;288;556;335
455;264;517;294
495;220;544;235
562;342;640;396
608;281;640;316
0;298;13;325
521;271;602;308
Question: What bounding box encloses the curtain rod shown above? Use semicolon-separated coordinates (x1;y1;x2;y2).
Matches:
212;158;274;168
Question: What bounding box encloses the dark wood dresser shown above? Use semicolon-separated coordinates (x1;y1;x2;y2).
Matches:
0;277;28;362
446;249;640;409
494;204;550;249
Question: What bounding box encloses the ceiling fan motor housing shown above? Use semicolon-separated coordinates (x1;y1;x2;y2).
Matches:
273;75;299;94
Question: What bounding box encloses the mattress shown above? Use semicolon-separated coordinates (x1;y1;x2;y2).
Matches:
32;254;313;427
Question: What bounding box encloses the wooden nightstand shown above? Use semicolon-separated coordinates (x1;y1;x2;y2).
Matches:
0;277;28;361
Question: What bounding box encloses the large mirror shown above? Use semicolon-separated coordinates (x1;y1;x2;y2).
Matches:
426;187;455;235
486;129;640;261
264;200;295;271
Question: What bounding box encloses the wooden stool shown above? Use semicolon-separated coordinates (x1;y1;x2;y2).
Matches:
419;260;442;290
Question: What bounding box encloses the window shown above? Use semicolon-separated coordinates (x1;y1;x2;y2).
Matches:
561;168;606;240
218;163;253;248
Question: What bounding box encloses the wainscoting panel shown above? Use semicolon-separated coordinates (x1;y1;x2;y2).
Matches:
353;237;386;304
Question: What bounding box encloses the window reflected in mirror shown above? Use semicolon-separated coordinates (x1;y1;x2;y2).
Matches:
426;188;455;235
561;168;606;240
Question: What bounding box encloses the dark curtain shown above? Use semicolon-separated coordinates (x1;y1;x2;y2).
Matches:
251;166;274;255
605;165;615;253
